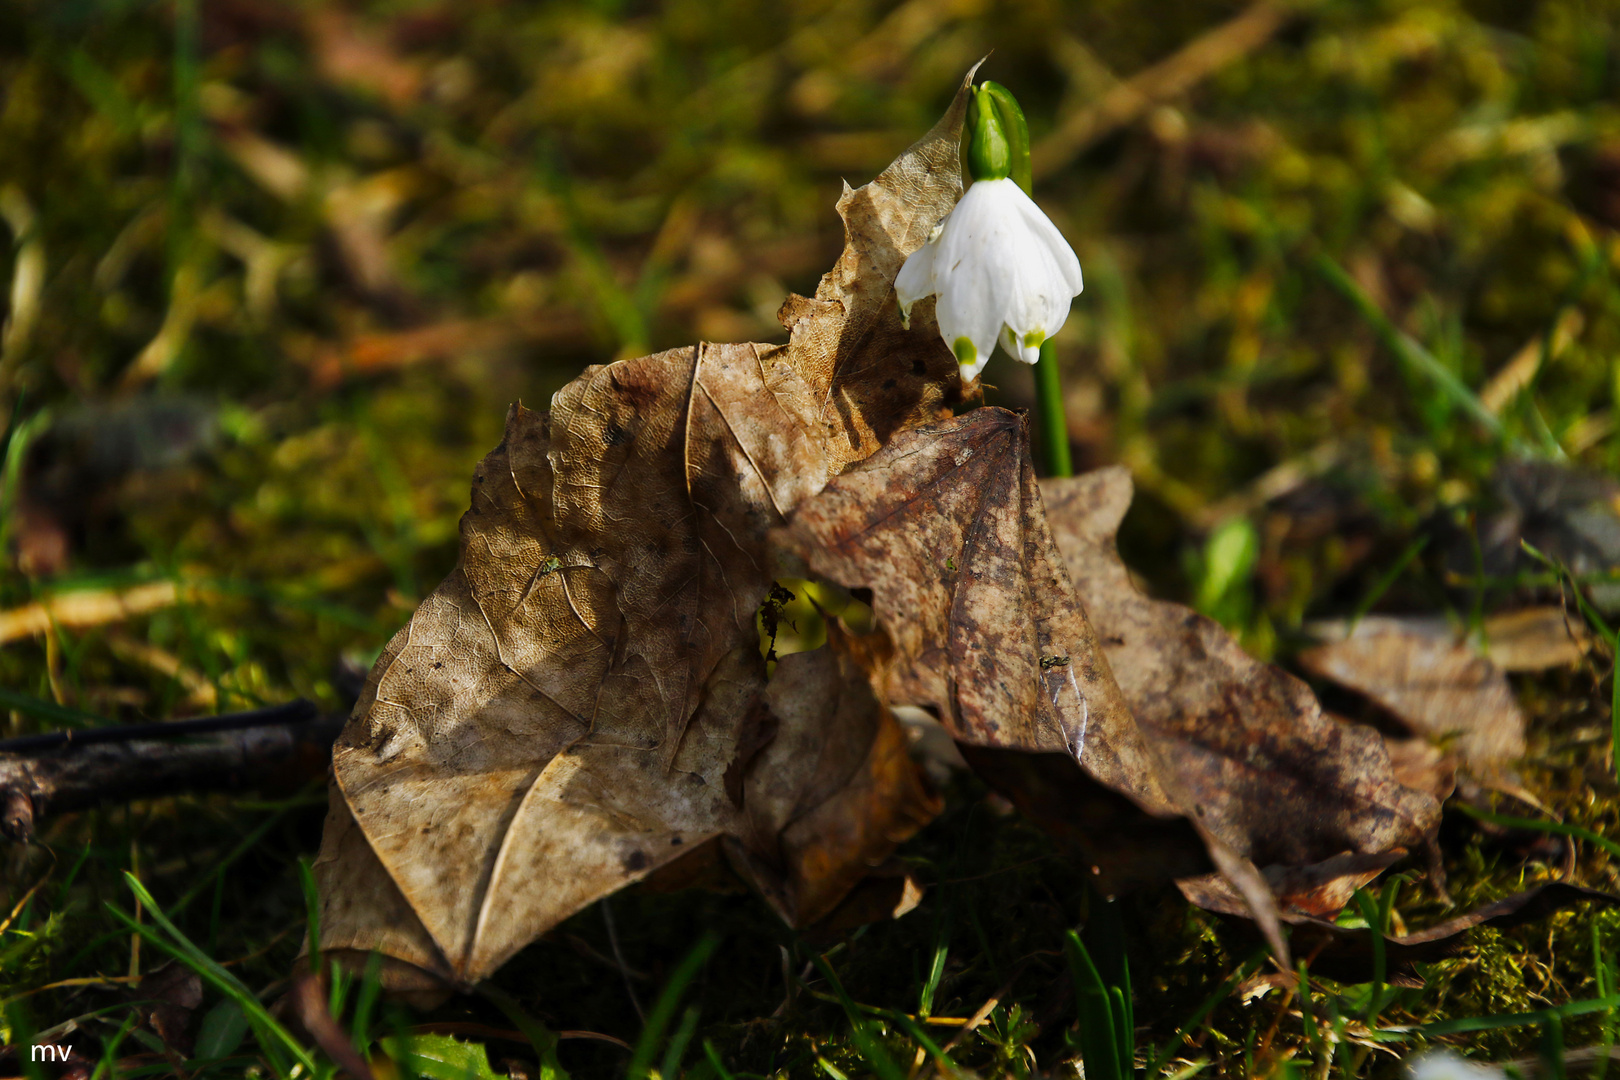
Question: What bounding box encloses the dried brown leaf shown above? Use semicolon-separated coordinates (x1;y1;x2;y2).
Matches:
773;413;1301;957
129;964;203;1057
1176;850;1406;923
1480;606;1592;671
1039;467;1442;918
1289;882;1620;986
315;70;984;989
1300;616;1527;773
774;411;1204;886
1380;734;1458;803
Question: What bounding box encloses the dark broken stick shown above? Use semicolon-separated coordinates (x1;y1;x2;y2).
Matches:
0;700;343;843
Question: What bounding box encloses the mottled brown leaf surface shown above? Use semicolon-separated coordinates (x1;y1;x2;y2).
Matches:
320;358;940;987
1176;850;1405;923
1300;615;1532;773
1039;467;1442;916
774;410;1209;890
777;60;981;472
1381;735;1458;803
313;64;987;986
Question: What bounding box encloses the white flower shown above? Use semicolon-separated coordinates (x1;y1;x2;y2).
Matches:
1405;1050;1507;1080
894;176;1084;382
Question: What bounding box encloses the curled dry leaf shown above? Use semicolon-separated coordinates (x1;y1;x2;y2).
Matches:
773;410;1300;959
1380;735;1458;804
1038;467;1442;919
774;410;1214;885
1299;616;1528;774
130;963;204;1056
1475;607;1592;672
1279;882;1620;987
314;71;981;990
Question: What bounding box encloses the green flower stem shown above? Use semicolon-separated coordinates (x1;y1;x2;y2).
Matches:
1034;338;1072;477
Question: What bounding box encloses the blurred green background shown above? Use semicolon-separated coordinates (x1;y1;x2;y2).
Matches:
3;0;1619;710
4;1;1620;1074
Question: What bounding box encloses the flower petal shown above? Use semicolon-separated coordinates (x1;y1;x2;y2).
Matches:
904;175;1085;381
894;238;939;329
936;247;1006;377
1007;183;1084;295
1000;325;1041;366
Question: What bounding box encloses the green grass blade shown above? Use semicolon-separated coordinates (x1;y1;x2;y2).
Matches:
297;856;321;976
1391;993;1620;1036
807;952;907;1080
0;688;105;729
1296;962;1322;1057
111;872;318;1074
660;1004;701;1080
351;951;386;1049
1315;255;1503;437
477;982;566;1079
172;808;290;918
1595;922;1615;1080
702;1039;737;1080
1109;985;1133;1072
1349;536;1429;632
1350;888;1387;1012
1453;804;1620;861
1064;930;1124;1080
626;931;720;1080
817;1057;850;1080
1146;950;1267;1078
4;999;49;1080
1542;1013;1568;1080
878;1011;957;1073
918;940;948;1020
90;1012;138;1080
1519;540;1620;784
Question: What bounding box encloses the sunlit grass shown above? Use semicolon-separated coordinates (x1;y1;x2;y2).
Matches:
5;0;1620;1075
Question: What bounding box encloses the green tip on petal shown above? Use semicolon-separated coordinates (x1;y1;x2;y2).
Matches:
953;336;977;368
1022;328;1045;348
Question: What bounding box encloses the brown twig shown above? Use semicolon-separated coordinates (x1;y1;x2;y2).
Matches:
1501;1045;1620;1077
1031;0;1307;181
0;581;191;646
0;700;341;844
292;970;376;1080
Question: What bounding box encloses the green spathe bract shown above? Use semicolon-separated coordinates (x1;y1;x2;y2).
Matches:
966;84;1012;182
968;81;1032;192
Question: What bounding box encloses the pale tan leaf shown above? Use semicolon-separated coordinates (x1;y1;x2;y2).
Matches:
1300;615;1527;772
315;67;986;987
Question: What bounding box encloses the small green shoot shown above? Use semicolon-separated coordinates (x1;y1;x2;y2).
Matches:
1063;929;1131;1080
107;873;318;1076
626;932;720;1080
